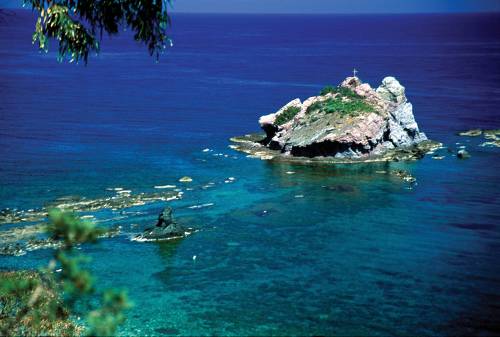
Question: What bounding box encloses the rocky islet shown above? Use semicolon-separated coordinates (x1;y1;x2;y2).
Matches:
231;76;440;162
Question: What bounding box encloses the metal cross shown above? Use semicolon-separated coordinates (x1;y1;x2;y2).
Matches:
353;68;358;78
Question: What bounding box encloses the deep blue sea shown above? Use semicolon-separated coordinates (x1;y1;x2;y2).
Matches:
1;10;500;336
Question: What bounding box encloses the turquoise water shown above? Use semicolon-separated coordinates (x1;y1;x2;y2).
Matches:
1;11;500;335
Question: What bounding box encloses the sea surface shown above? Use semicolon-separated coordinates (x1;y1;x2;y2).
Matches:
1;11;500;336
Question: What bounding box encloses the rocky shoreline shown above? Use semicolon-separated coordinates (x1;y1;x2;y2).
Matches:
231;76;441;163
0;188;183;256
0;189;182;226
230;133;440;164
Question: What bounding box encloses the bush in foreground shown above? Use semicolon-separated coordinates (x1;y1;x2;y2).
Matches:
0;209;131;336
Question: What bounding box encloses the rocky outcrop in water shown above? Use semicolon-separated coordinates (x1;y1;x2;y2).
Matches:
457;149;471;159
0;189;181;227
458;128;500;148
231;76;439;162
135;207;190;241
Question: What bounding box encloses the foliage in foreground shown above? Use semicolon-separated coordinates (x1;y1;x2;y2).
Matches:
25;0;173;64
0;209;131;336
0;270;81;336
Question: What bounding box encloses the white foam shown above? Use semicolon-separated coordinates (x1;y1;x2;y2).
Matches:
130;230;194;242
154;185;176;189
131;235;183;242
188;203;214;209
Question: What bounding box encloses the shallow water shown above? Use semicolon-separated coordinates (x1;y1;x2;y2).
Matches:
1;11;500;335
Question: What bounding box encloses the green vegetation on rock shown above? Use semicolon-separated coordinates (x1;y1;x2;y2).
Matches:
275;106;301;125
320;85;336;95
320;85;361;99
335;87;362;99
307;94;374;117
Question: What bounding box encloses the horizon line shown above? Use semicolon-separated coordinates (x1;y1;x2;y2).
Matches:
0;6;500;15
2;7;500;15
172;10;500;15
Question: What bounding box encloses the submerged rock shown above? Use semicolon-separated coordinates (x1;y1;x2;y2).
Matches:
458;128;500;148
0;189;182;227
457;149;471;159
458;129;483;137
458;128;500;137
392;170;417;184
0;224;120;256
480;140;500;148
231;75;438;163
484;129;500;140
0;243;25;256
135;207;190;241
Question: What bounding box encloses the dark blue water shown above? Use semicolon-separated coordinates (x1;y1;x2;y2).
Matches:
1;11;500;335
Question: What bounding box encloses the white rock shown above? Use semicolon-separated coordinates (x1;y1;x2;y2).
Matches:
376;76;406;104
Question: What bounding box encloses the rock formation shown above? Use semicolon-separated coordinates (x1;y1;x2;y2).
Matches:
458;128;500;148
231;76;439;162
135;207;189;241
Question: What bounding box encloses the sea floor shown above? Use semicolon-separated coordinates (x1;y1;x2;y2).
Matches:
2;135;500;335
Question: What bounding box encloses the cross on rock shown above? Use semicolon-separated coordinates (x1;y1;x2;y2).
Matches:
352;68;358;78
